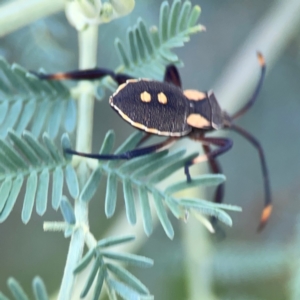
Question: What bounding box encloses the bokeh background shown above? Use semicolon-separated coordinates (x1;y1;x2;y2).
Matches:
0;0;300;299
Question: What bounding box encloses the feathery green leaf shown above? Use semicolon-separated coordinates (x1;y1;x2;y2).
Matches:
107;279;146;300
65;165;79;199
80;256;101;298
0;131;77;222
7;278;29;300
0;58;75;138
101;251;154;268
97;235;135;248
105;173;118;218
153;191;174;239
123;179;136;225
74;248;96;274
107;263;149;295
36;169;49;216
90;131;240;238
60;196;76;225
114;0;204;79
138;186;153;236
32;277;49;300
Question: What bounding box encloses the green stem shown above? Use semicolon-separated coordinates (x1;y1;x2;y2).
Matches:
57;25;98;300
0;0;64;37
182;216;215;300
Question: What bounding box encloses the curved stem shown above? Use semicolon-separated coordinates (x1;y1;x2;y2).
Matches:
0;0;64;37
58;25;98;300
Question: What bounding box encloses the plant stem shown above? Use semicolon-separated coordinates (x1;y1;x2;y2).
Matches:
182;216;215;300
58;24;98;300
0;0;64;37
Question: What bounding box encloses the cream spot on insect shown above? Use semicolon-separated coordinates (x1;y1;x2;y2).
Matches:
184;89;206;101
157;92;167;104
140;91;151;102
187;113;210;128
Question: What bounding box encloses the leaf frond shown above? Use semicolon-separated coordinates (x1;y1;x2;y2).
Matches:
81;131;241;239
74;235;153;299
114;0;205;79
0;58;76;139
1;277;49;300
0;131;77;223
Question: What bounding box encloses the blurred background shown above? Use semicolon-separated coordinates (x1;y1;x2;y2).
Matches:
0;0;300;299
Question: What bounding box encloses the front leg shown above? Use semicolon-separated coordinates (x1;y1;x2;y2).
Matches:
65;137;177;160
31;68;134;85
184;137;233;182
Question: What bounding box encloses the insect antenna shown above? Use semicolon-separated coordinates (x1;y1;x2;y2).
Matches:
231;52;266;120
230;123;272;231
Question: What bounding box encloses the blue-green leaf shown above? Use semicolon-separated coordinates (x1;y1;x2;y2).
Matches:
0;178;12;212
74;248;96;274
52;167;63;210
106;264;149;295
65;165;79;199
97;235;135;248
0;175;23;223
105;173;118;218
7;278;29;300
165;174;226;195
123;179;136;225
107;279;142;300
153;191;174;239
92;267;106;300
60;196;76;224
138;186;152;236
80;257;101;298
101;251;153;268
36;169;49;216
32;277;49;300
22;171;37;224
115;39;130;69
80;168;102;203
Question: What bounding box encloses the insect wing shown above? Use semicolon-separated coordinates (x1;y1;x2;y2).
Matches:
110;80;191;136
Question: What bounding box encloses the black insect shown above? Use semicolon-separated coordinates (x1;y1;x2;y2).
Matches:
35;53;271;230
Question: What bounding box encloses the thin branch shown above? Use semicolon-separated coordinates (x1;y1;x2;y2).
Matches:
0;0;64;37
57;24;99;300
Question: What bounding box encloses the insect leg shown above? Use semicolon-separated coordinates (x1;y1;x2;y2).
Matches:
230;123;272;231
31;68;134;85
65;137;176;160
184;137;233;182
203;144;224;204
203;144;228;234
231;52;266;120
136;133;152;147
163;65;182;88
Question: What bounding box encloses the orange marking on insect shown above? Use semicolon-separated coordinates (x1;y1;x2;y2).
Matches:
257;52;265;67
157;92;167;104
192;154;208;164
187;113;210;128
184;89;206;101
258;204;272;231
140;91;151;102
50;73;70;80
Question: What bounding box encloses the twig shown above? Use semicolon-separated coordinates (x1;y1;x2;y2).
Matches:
0;0;64;37
57;24;99;300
